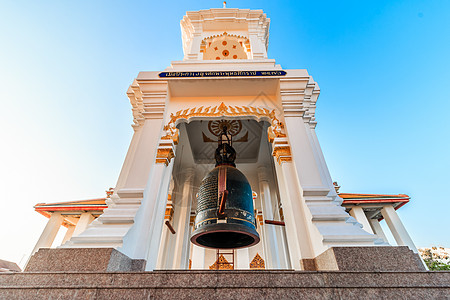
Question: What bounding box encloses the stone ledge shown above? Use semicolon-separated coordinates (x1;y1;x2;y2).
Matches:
2;271;449;288
314;246;426;271
0;271;449;300
25;248;145;272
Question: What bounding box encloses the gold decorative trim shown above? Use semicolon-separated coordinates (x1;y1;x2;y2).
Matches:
249;253;265;269
155;148;175;166
163;102;286;144
209;254;233;270
272;146;292;164
200;32;250;53
164;198;174;221
267;117;287;142
105;187;114;198
256;210;264;226
161;125;179;145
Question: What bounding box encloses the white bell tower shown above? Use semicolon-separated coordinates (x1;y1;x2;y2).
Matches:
52;6;423;273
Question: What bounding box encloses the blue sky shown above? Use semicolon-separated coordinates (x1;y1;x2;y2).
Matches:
0;0;449;266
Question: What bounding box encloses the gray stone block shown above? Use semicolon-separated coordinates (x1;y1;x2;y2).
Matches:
25;248;145;272
0;271;449;299
315;246;426;271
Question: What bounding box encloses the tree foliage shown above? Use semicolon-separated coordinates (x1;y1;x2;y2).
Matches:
424;259;450;271
421;248;450;271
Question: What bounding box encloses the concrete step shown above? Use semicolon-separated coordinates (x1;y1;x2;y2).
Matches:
0;270;449;299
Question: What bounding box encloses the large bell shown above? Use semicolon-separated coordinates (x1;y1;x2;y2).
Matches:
190;125;260;249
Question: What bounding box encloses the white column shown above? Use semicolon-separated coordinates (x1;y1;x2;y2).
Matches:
349;207;374;234
186;33;203;60
123;119;165;189
30;212;64;255
191;245;206;269
120;155;174;265
156;220;170;269
258;167;280;269
113;123;144;192
172;168;195;269
72;212;94;237
368;219;389;244
144;160;175;271
248;23;267;59
277;215;291;269
236;248;250;269
280;96;377;249
381;205;418;252
274;159;316;270
61;225;75;245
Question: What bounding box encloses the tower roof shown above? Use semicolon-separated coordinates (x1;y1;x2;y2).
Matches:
180;8;270;60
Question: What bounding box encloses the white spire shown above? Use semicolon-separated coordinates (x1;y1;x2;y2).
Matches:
223;1;226;8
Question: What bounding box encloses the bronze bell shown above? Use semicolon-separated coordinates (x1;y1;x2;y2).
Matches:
190;125;260;249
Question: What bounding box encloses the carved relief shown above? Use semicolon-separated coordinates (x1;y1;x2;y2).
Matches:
249;253;265;269
201;32;250;60
161;102;292;165
272;146;292;164
155;148;175;166
267;116;287;142
163;102;286;145
209;254;234;270
208;119;242;136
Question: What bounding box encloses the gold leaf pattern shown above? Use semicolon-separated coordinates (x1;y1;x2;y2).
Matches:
249;253;265;269
209;254;234;270
161;102;286;145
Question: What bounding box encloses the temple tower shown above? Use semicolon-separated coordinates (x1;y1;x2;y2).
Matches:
50;7;417;272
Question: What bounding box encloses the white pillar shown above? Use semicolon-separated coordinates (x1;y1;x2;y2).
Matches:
61;225;75;245
274;159;316;270
186;33;203;60
349;207;374;234
122;88;167;190
368;219;389;244
258;167;281;269
156;217;171;269
277;214;291;269
113;123;144;192
236;248;250;269
381;205;418;252
72;212;94;237
144;160;175;271
191;245;206;269
156;181;175;269
120;154;174;266
30;212;64;255
172;168;195;269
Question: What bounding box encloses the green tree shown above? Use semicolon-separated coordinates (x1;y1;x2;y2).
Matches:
424;259;450;271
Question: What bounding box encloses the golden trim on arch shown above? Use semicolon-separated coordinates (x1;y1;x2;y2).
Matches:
162;102;286;144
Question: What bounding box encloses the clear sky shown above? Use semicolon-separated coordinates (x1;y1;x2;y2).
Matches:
0;0;449;267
